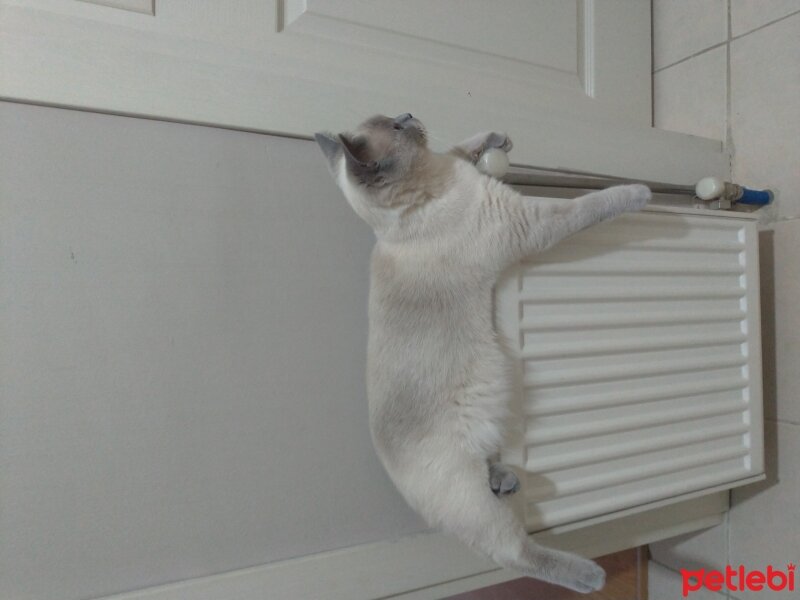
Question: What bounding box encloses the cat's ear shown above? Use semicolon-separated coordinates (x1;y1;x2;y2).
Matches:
339;135;393;187
314;132;343;172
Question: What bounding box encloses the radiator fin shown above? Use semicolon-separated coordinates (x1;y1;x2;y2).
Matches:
497;207;763;532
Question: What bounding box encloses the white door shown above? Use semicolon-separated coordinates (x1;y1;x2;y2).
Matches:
0;0;658;171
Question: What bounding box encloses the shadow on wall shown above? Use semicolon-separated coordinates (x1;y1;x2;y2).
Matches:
735;230;780;505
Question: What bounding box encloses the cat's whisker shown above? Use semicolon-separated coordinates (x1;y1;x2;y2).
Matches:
420;129;452;152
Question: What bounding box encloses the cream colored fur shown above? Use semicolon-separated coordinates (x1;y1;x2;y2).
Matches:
316;116;650;593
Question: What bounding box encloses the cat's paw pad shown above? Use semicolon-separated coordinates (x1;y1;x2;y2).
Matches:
485;132;513;153
625;184;651;210
568;559;606;594
489;464;520;496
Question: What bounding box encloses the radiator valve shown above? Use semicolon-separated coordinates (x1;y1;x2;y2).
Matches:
695;177;773;210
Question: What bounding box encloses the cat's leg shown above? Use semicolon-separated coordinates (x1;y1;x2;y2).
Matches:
524;184;650;251
393;448;605;593
451;132;513;163
476;184;651;270
489;463;521;496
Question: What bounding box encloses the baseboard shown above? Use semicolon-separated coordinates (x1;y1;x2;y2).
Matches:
96;491;730;600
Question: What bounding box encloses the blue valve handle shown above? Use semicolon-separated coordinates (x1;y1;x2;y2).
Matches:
737;187;773;206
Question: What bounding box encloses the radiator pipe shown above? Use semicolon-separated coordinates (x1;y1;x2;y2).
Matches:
476;149;772;209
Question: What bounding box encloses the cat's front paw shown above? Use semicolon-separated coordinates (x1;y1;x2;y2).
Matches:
624;184;651;211
485;132;513;153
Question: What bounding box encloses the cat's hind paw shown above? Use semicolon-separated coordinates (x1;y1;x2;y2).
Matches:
489;463;520;496
567;559;606;594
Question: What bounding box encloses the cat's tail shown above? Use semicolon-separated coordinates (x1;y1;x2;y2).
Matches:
391;449;605;594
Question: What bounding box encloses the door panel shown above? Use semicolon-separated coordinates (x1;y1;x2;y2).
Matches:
1;0;657;170
283;1;583;91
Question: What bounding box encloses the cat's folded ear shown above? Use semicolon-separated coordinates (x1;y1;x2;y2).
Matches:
314;132;343;173
316;131;391;186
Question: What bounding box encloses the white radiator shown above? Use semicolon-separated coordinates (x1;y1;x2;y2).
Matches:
496;205;764;532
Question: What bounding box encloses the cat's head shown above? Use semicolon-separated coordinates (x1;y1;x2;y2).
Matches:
315;114;431;227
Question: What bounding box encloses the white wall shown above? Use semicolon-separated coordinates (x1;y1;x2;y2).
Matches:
650;2;800;598
0;101;426;600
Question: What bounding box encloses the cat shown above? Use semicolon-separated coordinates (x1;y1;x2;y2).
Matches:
315;113;650;593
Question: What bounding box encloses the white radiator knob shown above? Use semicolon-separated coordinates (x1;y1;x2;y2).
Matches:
477;147;510;178
695;176;725;200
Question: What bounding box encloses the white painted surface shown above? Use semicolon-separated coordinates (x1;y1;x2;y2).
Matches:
0;0;731;184
0;0;651;134
77;0;153;15
0;101;426;600
89;493;728;600
497;207;764;531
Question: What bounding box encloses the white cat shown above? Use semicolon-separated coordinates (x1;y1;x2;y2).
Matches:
315;114;650;593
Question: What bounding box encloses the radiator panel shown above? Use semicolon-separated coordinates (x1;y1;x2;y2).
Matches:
497;206;763;532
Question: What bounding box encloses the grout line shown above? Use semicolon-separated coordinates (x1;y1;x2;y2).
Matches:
650;0;655;127
731;8;800;40
726;0;733;180
653;40;728;73
651;5;800;73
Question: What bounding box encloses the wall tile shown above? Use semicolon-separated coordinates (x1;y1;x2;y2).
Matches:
649;561;727;600
654;46;727;140
731;0;800;37
730;13;800;219
649;521;728;573
653;0;727;70
729;421;800;600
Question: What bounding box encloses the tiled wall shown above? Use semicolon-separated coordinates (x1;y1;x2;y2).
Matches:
650;2;800;599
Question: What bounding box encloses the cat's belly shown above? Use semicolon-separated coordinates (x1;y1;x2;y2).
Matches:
366;327;513;460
